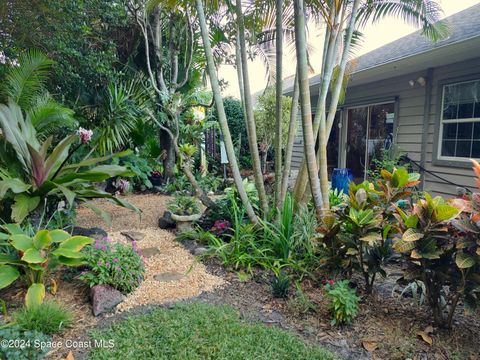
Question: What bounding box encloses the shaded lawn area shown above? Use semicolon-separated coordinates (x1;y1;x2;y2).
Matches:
89;302;339;360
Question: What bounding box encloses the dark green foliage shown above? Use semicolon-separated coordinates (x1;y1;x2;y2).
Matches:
89;303;338;359
0;325;50;360
0;0;133;104
81;237;145;294
13;301;73;334
167;195;200;216
271;272;291;298
325;280;359;326
113;154;154;190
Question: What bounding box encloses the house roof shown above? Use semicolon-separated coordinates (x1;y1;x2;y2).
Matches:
353;3;480;73
284;3;480;94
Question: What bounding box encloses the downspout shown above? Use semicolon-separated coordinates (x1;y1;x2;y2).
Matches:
420;68;434;189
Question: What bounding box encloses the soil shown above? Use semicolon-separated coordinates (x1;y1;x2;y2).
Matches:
2;193;479;360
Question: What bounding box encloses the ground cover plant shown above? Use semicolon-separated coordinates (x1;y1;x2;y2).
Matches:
89;302;339;360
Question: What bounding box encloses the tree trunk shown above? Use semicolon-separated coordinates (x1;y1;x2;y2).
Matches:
292;15;341;205
274;0;284;209
279;70;299;208
294;0;323;218
160;128;175;181
235;0;269;217
195;0;258;224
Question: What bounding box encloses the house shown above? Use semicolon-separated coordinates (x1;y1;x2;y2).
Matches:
285;3;480;196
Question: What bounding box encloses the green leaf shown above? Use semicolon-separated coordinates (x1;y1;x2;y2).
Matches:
0;232;9;240
0;265;20;289
0;178;31;198
25;283;45;308
33;229;52;249
402;228;424;242
456;252;476;269
405;215;419;229
83;201;112;226
360;233;382;242
53;184;76;206
57;256;86;266
435;204;460;222
51;248;84;259
393;239;416;253
56;236;93;252
2;223;24;235
392;168;409;187
0;253;22;265
11;194;40;223
10;234;33;252
50;229;71;243
21;249;47;264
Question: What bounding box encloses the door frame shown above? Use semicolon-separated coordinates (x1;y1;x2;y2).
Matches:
339;97;399;179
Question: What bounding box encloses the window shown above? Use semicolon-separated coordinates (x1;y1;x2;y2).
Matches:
439;79;480;160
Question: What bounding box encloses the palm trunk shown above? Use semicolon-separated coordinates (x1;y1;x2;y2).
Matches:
195;0;258;223
235;0;269;217
279;69;299;208
274;0;284;209
292;9;342;206
294;0;323;218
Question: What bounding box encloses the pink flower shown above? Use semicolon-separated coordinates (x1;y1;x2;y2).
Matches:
77;127;93;144
327;280;335;286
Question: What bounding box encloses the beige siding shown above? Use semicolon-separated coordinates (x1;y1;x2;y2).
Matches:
290;57;480;197
423;58;480;194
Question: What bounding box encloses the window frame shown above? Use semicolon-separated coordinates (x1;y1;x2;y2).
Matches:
434;74;480;168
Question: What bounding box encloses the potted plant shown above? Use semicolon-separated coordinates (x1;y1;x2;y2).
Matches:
167;195;201;231
149;170;163;187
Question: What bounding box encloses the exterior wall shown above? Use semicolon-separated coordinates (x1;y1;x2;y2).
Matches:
423;57;480;196
289;56;480;197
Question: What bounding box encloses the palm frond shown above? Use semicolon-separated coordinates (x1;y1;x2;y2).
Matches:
27;95;77;137
1;49;54;109
357;0;448;42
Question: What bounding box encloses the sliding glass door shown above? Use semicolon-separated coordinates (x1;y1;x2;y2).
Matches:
345;102;395;182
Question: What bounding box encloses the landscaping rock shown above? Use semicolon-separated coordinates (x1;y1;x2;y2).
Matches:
120;231;145;242
90;284;125;316
193;247;209;256
154;272;185;282
158;211;176;229
72;227;107;240
141;247;161;258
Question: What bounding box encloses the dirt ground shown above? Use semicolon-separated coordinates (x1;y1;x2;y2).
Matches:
2;193;479;360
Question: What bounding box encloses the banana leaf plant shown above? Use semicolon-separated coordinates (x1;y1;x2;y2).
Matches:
0;224;93;306
0;101;138;223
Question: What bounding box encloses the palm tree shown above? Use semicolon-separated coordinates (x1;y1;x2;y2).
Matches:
234;0;269;217
195;0;259;223
294;0;324;217
1;50;77;136
292;0;447;207
274;0;284;209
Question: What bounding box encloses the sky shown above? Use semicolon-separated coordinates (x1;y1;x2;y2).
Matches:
218;0;480;98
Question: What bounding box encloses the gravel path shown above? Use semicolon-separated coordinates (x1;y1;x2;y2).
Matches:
75;194;225;309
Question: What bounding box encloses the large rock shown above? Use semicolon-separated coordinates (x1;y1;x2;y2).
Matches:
158;211;176;229
72;227;107;240
90;284;125;316
120;231;145;242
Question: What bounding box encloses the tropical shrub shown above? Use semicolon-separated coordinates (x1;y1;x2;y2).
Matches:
112;154;153;190
0;101;138;224
0;225;93;304
13;301;73;334
80;237;144;294
0;325;50;360
325;280;359;326
167;195;200;216
316;167;420;292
